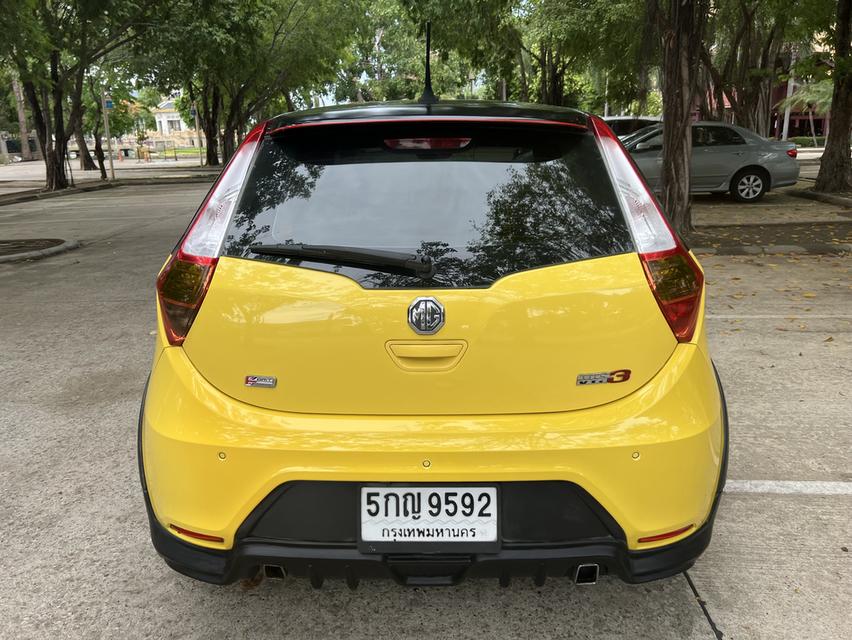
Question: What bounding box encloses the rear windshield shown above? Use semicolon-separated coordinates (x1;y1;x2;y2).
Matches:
224;121;632;288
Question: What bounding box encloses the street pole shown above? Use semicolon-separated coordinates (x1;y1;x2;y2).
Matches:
101;90;116;180
193;103;203;167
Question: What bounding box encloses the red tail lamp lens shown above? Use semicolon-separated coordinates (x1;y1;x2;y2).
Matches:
169;524;225;543
641;248;704;342
385;137;472;150
156;122;265;345
786;148;797;158
156;252;217;346
638;524;694;543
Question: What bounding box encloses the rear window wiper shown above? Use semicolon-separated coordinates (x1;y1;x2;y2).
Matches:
248;243;436;279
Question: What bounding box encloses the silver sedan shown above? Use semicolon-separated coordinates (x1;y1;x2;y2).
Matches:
623;122;800;202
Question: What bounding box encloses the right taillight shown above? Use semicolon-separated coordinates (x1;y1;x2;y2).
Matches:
591;115;703;342
156;122;265;346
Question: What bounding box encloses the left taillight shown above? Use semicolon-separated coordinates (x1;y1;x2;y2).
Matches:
156;123;265;346
591;115;704;343
786;148;797;158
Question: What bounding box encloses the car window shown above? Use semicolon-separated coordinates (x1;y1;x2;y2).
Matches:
622;125;661;146
224;122;634;289
634;132;662;150
606;118;658;137
694;125;745;147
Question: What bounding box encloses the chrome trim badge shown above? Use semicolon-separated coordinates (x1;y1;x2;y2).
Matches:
576;370;632;385
408;296;445;335
245;375;276;388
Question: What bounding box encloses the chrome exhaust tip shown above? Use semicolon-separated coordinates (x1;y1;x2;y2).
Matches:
263;564;286;579
574;564;599;585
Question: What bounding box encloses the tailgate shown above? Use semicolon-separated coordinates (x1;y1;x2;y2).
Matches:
182;253;677;415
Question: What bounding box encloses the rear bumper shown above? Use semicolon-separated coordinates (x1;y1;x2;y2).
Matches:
142;424;727;586
144;502;721;586
139;344;728;585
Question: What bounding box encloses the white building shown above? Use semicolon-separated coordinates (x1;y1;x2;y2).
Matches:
153;100;190;135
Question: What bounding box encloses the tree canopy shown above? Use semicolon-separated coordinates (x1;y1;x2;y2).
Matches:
0;0;846;197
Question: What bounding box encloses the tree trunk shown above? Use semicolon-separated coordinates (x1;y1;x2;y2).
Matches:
204;83;221;166
656;0;706;237
11;76;32;161
49;51;72;190
815;0;852;193
221;91;246;164
19;50;74;190
222;127;236;163
88;79;107;180
75;125;97;171
518;52;529;102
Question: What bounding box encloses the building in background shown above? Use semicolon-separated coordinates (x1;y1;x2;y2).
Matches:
150;99;200;147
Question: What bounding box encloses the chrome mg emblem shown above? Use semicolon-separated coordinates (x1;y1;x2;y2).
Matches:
408;297;445;335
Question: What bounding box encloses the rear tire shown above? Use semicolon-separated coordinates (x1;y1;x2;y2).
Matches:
730;169;768;203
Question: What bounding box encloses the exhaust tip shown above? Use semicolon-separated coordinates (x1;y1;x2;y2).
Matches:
574;564;599;585
263;564;286;579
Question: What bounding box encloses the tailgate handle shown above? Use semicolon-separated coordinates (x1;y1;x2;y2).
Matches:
389;344;463;359
385;341;467;371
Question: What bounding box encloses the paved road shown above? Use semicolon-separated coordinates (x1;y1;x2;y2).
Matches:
0;185;849;639
0;160;218;197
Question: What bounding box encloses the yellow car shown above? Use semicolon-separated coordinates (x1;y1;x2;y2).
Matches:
139;102;727;587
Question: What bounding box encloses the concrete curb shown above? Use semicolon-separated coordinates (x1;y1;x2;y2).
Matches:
0;239;81;264
0;176;216;207
786;188;852;208
692;243;851;256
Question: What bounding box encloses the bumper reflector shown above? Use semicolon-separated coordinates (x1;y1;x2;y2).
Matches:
638;524;694;544
169;524;225;543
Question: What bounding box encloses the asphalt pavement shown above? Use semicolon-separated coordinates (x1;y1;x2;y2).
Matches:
0;184;849;639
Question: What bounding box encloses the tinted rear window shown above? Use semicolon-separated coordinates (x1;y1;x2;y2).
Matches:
224;121;632;288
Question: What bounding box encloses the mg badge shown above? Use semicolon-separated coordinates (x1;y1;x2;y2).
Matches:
408;297;444;335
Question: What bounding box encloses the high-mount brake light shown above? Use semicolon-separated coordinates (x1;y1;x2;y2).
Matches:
384;137;472;150
590;116;703;342
156;123;266;346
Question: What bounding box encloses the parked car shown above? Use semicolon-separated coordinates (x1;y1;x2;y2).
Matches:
624;122;799;202
140;101;727;587
602;115;662;138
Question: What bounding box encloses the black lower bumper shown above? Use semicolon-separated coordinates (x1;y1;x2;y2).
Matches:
146;507;718;586
139;369;729;587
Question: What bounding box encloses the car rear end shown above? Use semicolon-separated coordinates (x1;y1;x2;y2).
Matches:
761;138;800;189
140;106;727;587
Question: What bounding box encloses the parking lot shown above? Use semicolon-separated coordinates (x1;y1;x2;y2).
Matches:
0;184;849;639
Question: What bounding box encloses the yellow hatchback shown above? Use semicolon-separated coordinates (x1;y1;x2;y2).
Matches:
139;101;727;588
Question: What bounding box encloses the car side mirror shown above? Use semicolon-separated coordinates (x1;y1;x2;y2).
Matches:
634;142;660;152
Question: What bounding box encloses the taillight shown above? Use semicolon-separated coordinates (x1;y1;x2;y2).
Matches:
786;148;797;158
640;248;704;341
157;122;266;345
591;116;703;342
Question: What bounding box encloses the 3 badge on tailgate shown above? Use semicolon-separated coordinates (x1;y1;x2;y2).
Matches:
358;486;499;553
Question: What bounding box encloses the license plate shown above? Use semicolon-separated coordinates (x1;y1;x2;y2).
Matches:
360;487;498;543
